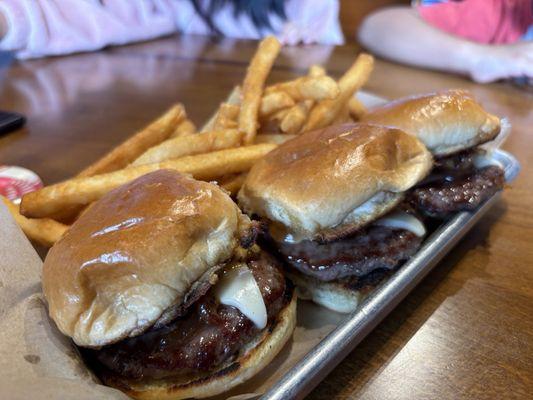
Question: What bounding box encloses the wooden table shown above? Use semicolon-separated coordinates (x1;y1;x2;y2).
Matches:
1;35;532;399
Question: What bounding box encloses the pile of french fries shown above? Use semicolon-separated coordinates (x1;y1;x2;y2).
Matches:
6;36;374;247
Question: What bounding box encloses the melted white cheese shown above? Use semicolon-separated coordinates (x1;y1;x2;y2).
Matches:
215;265;267;329
375;211;426;237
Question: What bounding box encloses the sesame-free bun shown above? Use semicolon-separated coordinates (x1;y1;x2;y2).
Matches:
238;124;432;241
118;291;297;400
285;270;382;314
361;89;501;156
287;272;360;314
43;170;251;348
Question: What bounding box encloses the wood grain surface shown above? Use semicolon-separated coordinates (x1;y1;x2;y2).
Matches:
1;35;532;399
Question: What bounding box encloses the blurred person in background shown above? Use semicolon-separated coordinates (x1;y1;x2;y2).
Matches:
0;0;343;59
358;0;533;83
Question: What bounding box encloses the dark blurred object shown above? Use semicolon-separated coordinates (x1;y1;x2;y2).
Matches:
191;0;286;35
0;110;25;135
0;51;14;68
0;51;14;86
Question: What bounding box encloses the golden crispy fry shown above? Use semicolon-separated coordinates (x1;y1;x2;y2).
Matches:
255;133;297;144
348;96;368;121
213;103;240;130
239;36;281;144
213;117;238;131
270;108;290;122
45;204;87;224
309;65;326;77
266;75;339;102
280;103;308;134
131;130;244;166
259;91;295;117
333;105;352;124
2;196;68;247
304;53;374;131
78;104;185;177
202;86;242;132
218;103;240;120
219;173;248;196
21;144;276;218
258;107;290;133
170;119;196;138
260;108;290;134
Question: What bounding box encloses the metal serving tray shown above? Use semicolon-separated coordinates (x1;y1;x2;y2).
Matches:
259;94;521;399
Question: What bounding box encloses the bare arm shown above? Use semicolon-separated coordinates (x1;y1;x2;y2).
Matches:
358;7;533;83
0;12;7;41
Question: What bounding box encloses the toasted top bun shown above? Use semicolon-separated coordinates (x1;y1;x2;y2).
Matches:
43;170;251;348
238;123;432;241
361;89;500;156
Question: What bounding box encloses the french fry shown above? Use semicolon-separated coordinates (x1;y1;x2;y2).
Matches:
333;105;352;124
255;133;297;144
259;107;290;133
303;53;374;131
270;108;290;122
78;104;185;177
2;196;68;247
309;65;326;77
219;173;248;196
266;75;339;102
259;91;295;117
218;103;240;120
20;144;277;218
202;86;242;132
213;117;237;131
45;204;87;224
239;36;281;144
170;119;196;138
348;96;368;121
280;103;308;134
212;103;240;130
131;129;244;166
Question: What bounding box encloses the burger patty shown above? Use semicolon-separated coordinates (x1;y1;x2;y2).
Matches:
434;149;477;173
410;165;504;219
275;225;422;282
417;149;479;187
84;253;288;382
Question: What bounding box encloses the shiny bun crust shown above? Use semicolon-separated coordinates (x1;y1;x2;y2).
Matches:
238;123;432;240
43;170;252;348
361;89;501;156
119;292;297;400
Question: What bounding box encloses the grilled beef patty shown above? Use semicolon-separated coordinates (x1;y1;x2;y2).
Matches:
83;252;288;382
410;165;504;218
275;225;422;282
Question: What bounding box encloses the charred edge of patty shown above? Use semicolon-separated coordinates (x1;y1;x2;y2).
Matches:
240;220;264;249
93;282;294;391
282;228;422;282
80;251;292;385
409;165;505;219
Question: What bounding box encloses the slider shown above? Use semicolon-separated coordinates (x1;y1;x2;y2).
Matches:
238;123;432;313
362;89;505;218
42;170;296;399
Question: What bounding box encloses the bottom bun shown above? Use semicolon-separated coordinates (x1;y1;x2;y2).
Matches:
121;290;297;400
286;270;389;314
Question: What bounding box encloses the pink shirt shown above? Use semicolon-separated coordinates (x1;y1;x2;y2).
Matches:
0;0;344;59
418;0;533;44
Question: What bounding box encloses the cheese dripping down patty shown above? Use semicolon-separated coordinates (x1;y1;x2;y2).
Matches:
215;264;268;329
374;211;426;237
